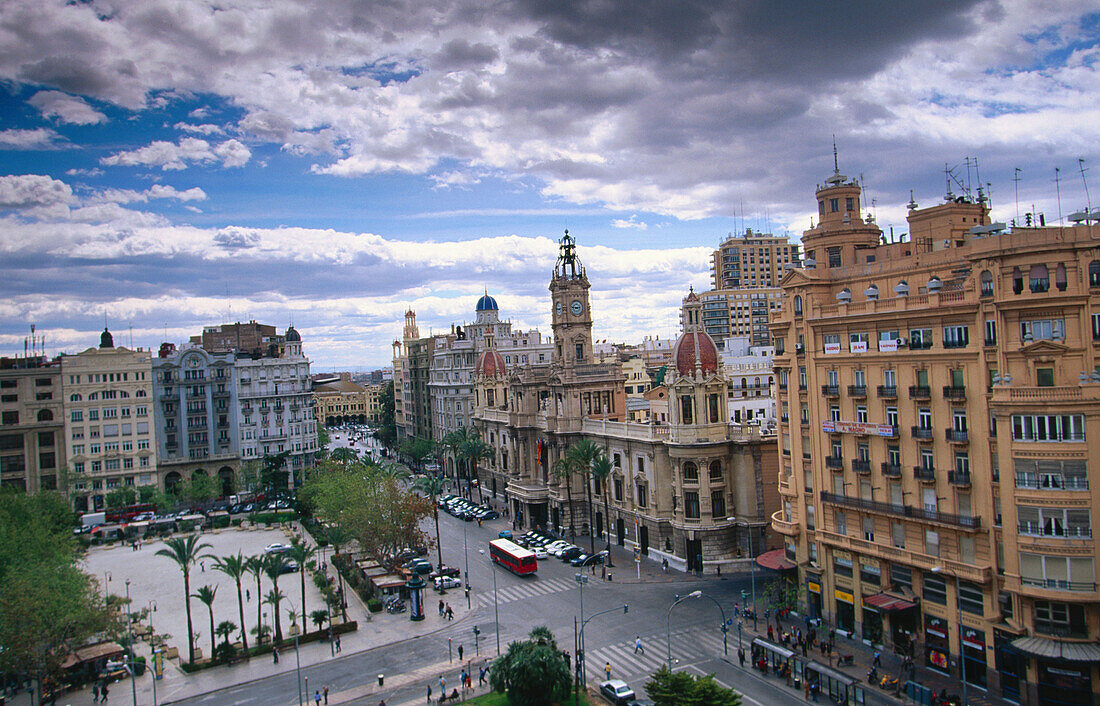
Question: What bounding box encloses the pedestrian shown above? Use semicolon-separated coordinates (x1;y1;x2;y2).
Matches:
201;561;205;572
335;635;341;653
439;676;446;694
604;661;611;680
446;605;454;621
439;599;445;617
273;646;280;664
873;650;881;667
458;644;464;661
662;558;668;572
767;625;774;641
801;640;808;657
246;589;250;602
323;685;329;704
426;684;432;703
314;690;321;705
738;647;745;668
634;635;644;654
92;680;100;703
100;681;109;702
479;666;487;685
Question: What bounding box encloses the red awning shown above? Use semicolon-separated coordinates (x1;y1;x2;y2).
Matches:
862;593;917;612
756;548;796;571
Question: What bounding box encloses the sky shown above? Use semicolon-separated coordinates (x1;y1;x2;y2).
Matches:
1;1;1098;370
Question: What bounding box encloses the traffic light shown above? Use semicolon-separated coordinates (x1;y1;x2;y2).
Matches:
473;625;480;636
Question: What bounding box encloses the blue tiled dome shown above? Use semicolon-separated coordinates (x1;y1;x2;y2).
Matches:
475;293;499;312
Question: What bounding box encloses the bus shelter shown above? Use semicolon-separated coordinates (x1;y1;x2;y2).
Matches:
804;660;865;705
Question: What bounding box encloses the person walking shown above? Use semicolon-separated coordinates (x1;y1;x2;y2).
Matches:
738;646;745;668
100;681;109;703
273;646;280;664
873;650;881;668
92;680;100;703
426;684;432;703
314;690;321;705
323;685;329;704
439;676;446;695
458;644;464;661
604;662;611;681
438;599;445;617
634;636;644;655
446;605;454;621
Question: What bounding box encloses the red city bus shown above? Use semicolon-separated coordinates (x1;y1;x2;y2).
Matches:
489;538;537;576
106;503;156;524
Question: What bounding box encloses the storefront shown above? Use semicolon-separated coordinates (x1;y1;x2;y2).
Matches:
835;589;855;634
862;592;917;654
1009;635;1100;706
994;629;1023;703
924;614;950;674
1037;663;1091;706
807;579;823;620
960;626;987;689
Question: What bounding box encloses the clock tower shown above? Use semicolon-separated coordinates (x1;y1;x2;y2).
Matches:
549;230;594;366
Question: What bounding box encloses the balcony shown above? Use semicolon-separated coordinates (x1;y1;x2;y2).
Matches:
909;385;931;399
1021;577;1096;592
948;470;972;487
913;466;936;483
820;491;981;530
943;386;967;401
825;456;844;470
817;527;991;583
852;459;871;475
847;385;867;399
822;385;840;398
1018;524;1093;539
911;426;934;440
881;462;902;479
877;385;898;399
771;510;799;537
946;428;969;443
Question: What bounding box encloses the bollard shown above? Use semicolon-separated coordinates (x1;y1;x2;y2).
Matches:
378;674;384;687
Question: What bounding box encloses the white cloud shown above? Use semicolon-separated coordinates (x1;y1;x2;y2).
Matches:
65;167;104;177
0;128;65;150
101;137;251;170
611;214;647;230
95;184;208;204
27;90;106;125
0;174;74;210
174;122;225;135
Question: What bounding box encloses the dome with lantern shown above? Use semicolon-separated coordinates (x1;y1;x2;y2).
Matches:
671;288;719;377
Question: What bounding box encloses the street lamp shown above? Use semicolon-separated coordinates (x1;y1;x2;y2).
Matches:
103;571;112;607
478;548;501;656
728;516;757;630
932;566;967;706
579;603;628;690
693;591;729;658
286;600;304;706
666;591;702;670
575;573;588;684
125;580;137;706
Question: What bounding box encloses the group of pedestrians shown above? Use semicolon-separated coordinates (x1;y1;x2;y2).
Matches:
437;600;454;620
430;662;488;704
90;679;109;702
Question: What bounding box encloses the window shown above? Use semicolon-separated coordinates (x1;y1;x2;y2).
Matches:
1013;266;1024;294
637;484;647;507
830;405;840;422
891;564;912;590
682;462;698;482
1090;260;1100;287
886;407;898;427
1034;601;1087;638
921;448;934;470
985;319;996;345
857;406;868;423
1093;313;1100;341
834;555;853;577
613;478;623;502
1029;264;1049;293
1020;318;1064;342
863;516;875;542
943;325;969;348
0;411;17;425
828;247;841;267
794;295;803;316
918;408;932;429
955;452;970;475
835;510;846;535
860;560;881;586
823;334;841;353
711;490;725;517
924;573;947;605
1037;368;1055;387
980;270;993;296
910;328;933;349
925;529;940;557
683;492;699;519
799;367;807;389
709;460;722;482
1012;414;1085;441
892;522;905;549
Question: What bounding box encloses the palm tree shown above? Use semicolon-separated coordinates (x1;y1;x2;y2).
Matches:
590;451;615;567
310;609;329;632
287;538;316;635
263;588;286;642
550;455;579;540
286;608;300;635
567;439;603;554
459;430;492;504
324;525;350;622
441;429;464;484
262;554;290;641
156;535;213;664
215;620;238;651
329;447;359;467
193;585;217;660
212;552;250;652
245;555;265;643
414;472;448;571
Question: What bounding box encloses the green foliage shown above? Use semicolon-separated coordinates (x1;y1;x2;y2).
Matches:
249;511;298;525
156;535;214;664
377;381;396;445
104;486;137;510
212;553;250;651
316;422;331;457
645;666;742;706
261;452;292;499
0;491;113;697
137;484;174;511
489;626;571;706
367;597;382;613
310;609;329;630
761;579;799;614
287;537;316;635
400;436;435;473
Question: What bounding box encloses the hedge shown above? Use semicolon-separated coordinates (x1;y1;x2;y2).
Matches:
248;511;298;525
179;621;358;673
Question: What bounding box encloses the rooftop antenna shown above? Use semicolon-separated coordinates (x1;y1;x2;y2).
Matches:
1055;167;1063;224
944;163;954;200
1079;158;1092;214
1013;167;1021;225
129;323;133;349
832;135;839;174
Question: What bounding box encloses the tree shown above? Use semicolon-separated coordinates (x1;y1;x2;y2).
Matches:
0;492;112;702
440;429;464;481
489;626;571;706
212;553;250;652
310;609;329;632
287;538;316;635
566;439;603;553
590;451;614;566
377;381;396;446
458;429;492;503
329;447;359;466
181;473;218;506
400;436;435;474
263;587;286;642
413;472;448;572
155;535;214;664
137;484;174;513
261;451;292;500
550;455;579;539
104;486;137;510
645;666;742;706
262;554;290;641
761;578;799;616
315;422;331;460
214;620;238;661
194;585;218;660
245;555;265;643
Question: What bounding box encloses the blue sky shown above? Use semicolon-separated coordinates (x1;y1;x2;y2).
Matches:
1;1;1098;369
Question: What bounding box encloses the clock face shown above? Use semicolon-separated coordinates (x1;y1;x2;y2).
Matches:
555;301;563;316
570;300;583;316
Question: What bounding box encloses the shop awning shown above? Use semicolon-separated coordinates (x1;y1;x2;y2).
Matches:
756;548;796;571
862;592;917;612
60;642;124;669
1010;635;1100;663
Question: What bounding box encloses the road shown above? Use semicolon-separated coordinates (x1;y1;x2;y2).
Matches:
170;429;780;704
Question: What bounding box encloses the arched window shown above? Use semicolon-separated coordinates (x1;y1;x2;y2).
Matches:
682;462;698;482
88;392;98;401
69;393;81;402
1013;267;1024;294
135;390;146;397
709;460;723;481
894;280;909;297
980;270;993;296
794;295;803;316
1055;263;1067;291
1029;264;1049;293
37;409;53;422
1090;261;1100;287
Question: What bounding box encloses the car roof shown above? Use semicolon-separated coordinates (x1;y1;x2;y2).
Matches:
601;679;630;688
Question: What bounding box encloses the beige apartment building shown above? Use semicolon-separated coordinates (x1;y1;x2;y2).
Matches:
0;355;65;494
313;373;379;425
62;329;157;511
771;164;1100;705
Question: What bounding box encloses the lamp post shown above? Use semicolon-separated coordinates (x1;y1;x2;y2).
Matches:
463;511;471;609
729;517;757;630
666;591;702;669
579;604;629;686
147;600;157;640
103;571;112;607
479;548;501;656
286;600;303;706
693;592;729;657
932;566;967;706
125;580;137;706
575;573;588;684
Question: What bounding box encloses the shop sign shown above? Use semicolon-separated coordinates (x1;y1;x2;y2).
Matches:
834;589;854;603
822;420;896;437
961;627;985;651
808;581;821;593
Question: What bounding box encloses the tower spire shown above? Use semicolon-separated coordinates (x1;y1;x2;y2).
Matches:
833;134;839;174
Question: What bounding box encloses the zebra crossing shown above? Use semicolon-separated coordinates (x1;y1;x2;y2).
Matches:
583;628;731;685
475;576;579;607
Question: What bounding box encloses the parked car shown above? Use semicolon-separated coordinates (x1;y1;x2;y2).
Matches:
498;530;513;540
599;679;635;705
434;575;462;590
532;547;549;559
264;543;292;554
560;546;584;562
571;551;607;567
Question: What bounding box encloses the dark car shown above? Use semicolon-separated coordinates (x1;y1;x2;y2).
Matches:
559;546;584;562
571;551;607;567
480;510;500;520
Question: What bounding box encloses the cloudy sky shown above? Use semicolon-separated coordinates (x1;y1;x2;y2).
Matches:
1;1;1098;370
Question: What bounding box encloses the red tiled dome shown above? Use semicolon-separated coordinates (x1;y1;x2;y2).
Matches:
673;331;719;376
475;349;507;378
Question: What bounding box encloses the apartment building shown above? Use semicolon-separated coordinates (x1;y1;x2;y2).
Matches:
0;355;65;494
61;329;157;511
771;163;1100;705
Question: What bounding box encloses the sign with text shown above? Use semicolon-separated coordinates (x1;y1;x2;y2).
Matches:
878;339;898;352
824;343;842;355
850;341;868;353
822;420;896;437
